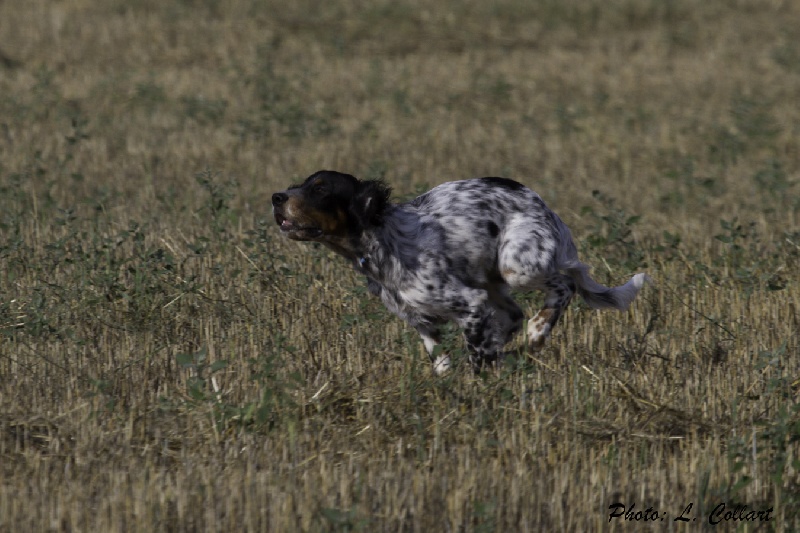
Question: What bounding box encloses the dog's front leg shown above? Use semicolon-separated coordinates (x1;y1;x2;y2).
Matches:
414;325;450;375
455;293;504;374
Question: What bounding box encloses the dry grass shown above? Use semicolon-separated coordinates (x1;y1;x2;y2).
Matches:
1;0;799;531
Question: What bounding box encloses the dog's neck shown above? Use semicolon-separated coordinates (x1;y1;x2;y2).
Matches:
355;206;425;281
317;203;421;281
316;222;386;268
319;237;360;262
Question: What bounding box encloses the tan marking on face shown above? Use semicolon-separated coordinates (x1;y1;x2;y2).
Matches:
316;207;348;236
283;196;305;219
282;207;346;237
282;195;348;238
276;196;322;240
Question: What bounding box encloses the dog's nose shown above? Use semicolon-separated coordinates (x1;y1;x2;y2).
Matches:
272;192;288;206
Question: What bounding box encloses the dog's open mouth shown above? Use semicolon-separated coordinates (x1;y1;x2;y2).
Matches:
274;213;323;239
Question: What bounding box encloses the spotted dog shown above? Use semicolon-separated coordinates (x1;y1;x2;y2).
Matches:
272;170;648;374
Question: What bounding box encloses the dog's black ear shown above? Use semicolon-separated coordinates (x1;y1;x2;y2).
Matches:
350;180;391;229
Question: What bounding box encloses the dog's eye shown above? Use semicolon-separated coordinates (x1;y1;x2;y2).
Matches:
313;182;327;193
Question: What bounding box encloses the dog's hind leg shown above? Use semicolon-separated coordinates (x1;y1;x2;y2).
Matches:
488;285;525;345
525;273;576;351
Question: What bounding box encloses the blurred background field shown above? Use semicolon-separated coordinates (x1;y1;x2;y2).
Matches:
1;0;799;530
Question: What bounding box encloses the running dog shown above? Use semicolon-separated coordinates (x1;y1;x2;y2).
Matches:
272;170;647;373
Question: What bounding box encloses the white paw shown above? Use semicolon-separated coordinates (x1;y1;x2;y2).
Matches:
433;354;451;375
527;321;551;351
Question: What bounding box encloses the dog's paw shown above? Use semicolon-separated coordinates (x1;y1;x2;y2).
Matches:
526;318;551;352
432;353;451;375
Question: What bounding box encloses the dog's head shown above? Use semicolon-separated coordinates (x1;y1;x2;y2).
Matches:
272;170;391;242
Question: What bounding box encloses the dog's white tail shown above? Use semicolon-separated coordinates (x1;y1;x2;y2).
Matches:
567;265;648;310
556;222;648;311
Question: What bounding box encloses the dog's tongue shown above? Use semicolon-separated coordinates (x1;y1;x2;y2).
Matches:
281;219;294;229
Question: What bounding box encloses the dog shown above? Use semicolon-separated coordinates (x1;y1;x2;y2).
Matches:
272;170;648;374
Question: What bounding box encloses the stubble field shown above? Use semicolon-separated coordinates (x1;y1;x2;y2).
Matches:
1;0;799;531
